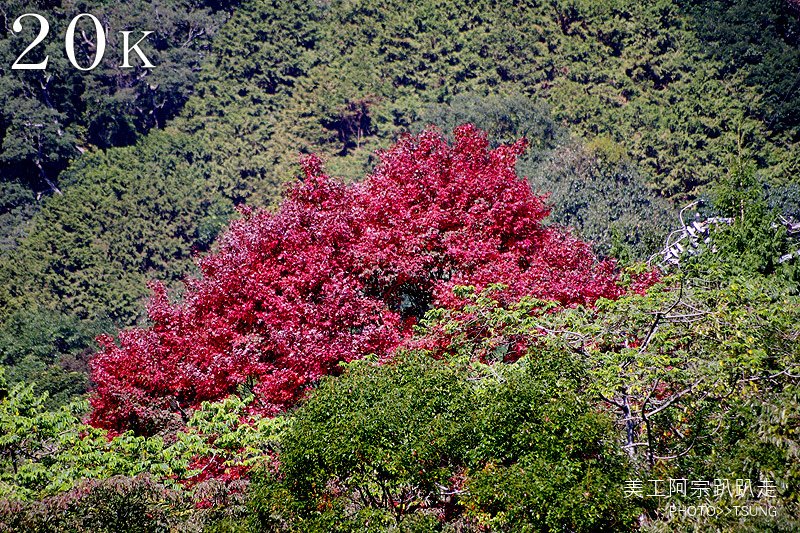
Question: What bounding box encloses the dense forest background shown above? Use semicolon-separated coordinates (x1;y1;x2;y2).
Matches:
0;0;800;531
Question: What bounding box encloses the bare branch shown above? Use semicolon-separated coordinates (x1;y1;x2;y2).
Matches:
646;378;704;418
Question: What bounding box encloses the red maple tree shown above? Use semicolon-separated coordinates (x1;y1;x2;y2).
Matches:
89;125;632;434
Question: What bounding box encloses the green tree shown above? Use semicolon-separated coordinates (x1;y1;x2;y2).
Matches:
0;307;107;408
1;130;233;325
526;137;675;259
0;0;229;192
251;347;641;532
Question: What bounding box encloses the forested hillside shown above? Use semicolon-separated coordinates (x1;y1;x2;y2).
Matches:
1;0;800;530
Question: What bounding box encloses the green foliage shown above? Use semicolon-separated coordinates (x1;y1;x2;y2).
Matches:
767;181;800;220
0;0;230;194
465;356;640;532
648;384;800;531
250;349;641;531
0;383;281;529
176;0;323;201
414;93;565;164
526;138;676;259
411;271;800;530
0;0;233;280
0;379;92;500
266;353;476;530
536;273;799;525
0;475;190;533
1;130;233;325
0;379;280;504
682;0;800;140
0;180;36;253
664;157;800;279
0;307;107;408
704;160;791;275
179;394;287;477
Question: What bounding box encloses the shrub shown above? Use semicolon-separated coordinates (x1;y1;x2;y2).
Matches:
249;350;640;531
0;475;187;533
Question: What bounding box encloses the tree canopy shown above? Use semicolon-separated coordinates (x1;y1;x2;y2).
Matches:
88;126;639;434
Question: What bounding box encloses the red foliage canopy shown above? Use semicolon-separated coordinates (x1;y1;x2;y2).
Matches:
89;125;630;434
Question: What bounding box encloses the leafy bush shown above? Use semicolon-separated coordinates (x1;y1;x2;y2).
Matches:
705;160;795;276
250;351;641;532
0;370;281;504
254;354;475;530
465;355;639;532
0;475;188;533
